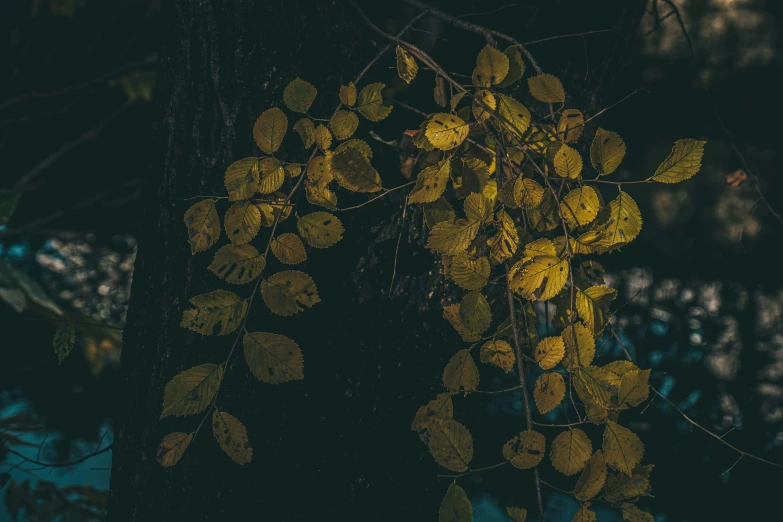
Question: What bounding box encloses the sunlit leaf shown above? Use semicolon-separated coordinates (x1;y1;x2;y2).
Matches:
305;181;338;211
576;192;642;252
212;409;252;464
314;124;333;151
503;430;546;469
557;109;584;143
562;322;595;370
160;363;223;418
180;289;247;337
329;110;359;140
560;186;600;228
651;139;706;183
480;340;515;373
496;94;531;137
409;160;451;204
357;82;392;121
257;157;286;194
335;138;373;159
283;78;317;113
576;285;617;336
475;44;509;86
488;210;519;264
157;432;193;467
427;219;480;256
451;253;490;290
244;331;303;384
396;45;419;84
253;107;287;155
534;336;565;370
260;270;320;316
618;369;650;409
339;82;357;106
553;143;583;179
551;428;592;475
603;421;644;475
497;45;525;88
443;349;479;393
534;372;565;414
590;128;625;175
426;113;470;151
513;178;545;209
509;255;569;302
184;199;220;254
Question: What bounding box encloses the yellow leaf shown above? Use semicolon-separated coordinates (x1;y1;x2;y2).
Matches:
412;393;453;433
557;109;584;143
335;138;373;159
534;372;566;414
328;110;359;140
426;113;469;151
293;118;315;148
443;349;480;392
450;90;467;112
285;164;301;177
297;211;344;248
212;409;252;465
260;270;320;316
618;369;650;408
509;255;569;302
53;322;75;365
620;503;654;522
224;201;261;244
443;303;481;342
576;192;642;252
513;178;546;209
156;432;193;467
253;107;287;155
651;139;706;183
550;428;592;475
480;340;515;373
560;186;600;229
603;421;644;475
224;157;260;201
439;483;472;522
603;360;638;378
428;419;474;472
553;143;583;179
574;366;617;423
534;336;565;370
528;73;565;103
180;289;247;336
574;450;608;501
283;77;317;113
307;154;333;186
503;429;546;469
396;45;418;84
305;181;338;211
160;363;223;418
331;147;383;193
427;219;480;256
562;322;595;370
356;82;392;121
464;192;492;223
590;128;625;175
460;290;491;334
184;199;220;254
527;191;561;232
497;45;525;88
606;464;653;502
243;331;303;384
576;286;617;336
506;506;527;522
314;124;333;151
409;160;451;204
339;82;357;106
522;238;557;262
571;504;597;522
475;44;509;86
488;210;518;264
451;253;490;290
208;244;265;284
271;233;307;264
257;157;286;194
495;94;531;137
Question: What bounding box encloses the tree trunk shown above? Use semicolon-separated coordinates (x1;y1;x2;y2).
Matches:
108;2;647;521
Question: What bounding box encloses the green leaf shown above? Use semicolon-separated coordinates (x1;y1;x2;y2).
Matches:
528;73;565;103
475;44;509;86
244;331;304;384
460;290;491;334
253;107;287;154
0;189;20;226
160;363;223;418
409;160;451;204
497;45;525;88
329;110;359;140
212;409;252;464
297;211;344;248
283;78;317;113
53;322;75;365
208;244;266;284
424;198;456;228
651;139;706;183
184;199;220;254
356;82;392;121
590;128;626;175
260;270;320;316
331;147;383;193
180;289;247;336
426;113;469;151
396;45;418;84
443;303;481;342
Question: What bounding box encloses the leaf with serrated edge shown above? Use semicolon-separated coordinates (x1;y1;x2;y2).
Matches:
514;178;545;209
426;113;469;151
560;186;599;228
618;369;650;408
160;364;223;418
339;83;357;106
503;430;546;469
208;244;265;284
293;118;315;148
509;255;569;302
224;201;261;245
427;219;480;256
450;253;490;290
528;73;565;103
554;143;583;179
180;289;247;336
271;233;307;265
574;450;608;501
244;331;303;384
576;286;617;335
558;109;584;143
184;199;220;254
439;483;472;522
283;78;317;113
329;110;359;140
603;421;644;475
497;45;525;88
412;393;453;432
314;124;332;151
475;44;509;86
53;322;75;364
443;304;481;342
212;409;252;465
550;428;592;475
460;290;491;334
506;506;527;522
562;322;595;370
443;349;479;393
652;139;706;183
356;82;392;121
534;372;565;414
409;160;450;204
331;147;383;193
496;94;531;137
534;336;565;370
480;340;515;373
428;419;474;472
572;504;597;522
253;107;287;154
396;45;418;84
297;211;344;248
257;157;286;194
621;504;654;522
590;128;625;175
260;270;320;316
224;158;260;201
157;432;193;467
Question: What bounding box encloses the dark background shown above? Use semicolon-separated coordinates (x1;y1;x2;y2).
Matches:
1;0;783;520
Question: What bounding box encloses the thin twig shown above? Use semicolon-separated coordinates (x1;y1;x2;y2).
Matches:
338;181;415;212
436;460;508;478
3;444;112;469
523;26;619;46
388;195;409;296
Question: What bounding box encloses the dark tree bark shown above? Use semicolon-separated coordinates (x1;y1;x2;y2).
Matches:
108;2;646;521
